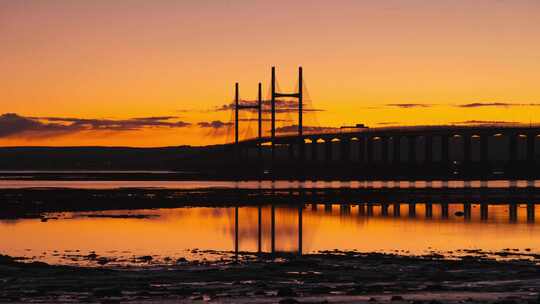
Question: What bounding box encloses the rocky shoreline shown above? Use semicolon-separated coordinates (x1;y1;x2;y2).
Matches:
2;250;540;303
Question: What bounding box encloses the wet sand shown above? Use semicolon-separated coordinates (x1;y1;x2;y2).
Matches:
2;250;540;303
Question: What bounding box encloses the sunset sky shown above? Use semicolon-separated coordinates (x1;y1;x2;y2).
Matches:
1;0;540;147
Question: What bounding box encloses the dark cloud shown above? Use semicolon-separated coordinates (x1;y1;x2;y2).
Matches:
0;113;80;138
385;103;432;108
275;124;338;134
197;120;233;129
455;102;540;108
0;113;191;138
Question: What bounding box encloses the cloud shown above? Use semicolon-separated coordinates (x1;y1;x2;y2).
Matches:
376;122;399;125
451;120;519;125
385;103;432;108
197;120;233;129
0;113;191;138
213;99;324;113
275;124;338;134
455;102;540;108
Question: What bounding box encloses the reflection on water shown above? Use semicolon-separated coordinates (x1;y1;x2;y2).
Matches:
2;202;540;265
0;179;540;189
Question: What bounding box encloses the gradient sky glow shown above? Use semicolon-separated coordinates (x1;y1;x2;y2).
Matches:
1;0;540;146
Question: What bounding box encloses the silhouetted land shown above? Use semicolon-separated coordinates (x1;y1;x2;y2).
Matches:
2;146;540;180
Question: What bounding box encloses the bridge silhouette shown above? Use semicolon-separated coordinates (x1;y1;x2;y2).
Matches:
224;67;540;179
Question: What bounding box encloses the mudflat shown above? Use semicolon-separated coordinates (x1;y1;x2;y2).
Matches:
1;251;540;303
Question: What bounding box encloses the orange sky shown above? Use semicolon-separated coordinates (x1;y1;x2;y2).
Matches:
1;0;540;147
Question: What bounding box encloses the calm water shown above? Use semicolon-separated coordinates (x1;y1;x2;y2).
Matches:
1;203;540;266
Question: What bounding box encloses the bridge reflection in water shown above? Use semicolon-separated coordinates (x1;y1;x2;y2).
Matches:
232;202;539;257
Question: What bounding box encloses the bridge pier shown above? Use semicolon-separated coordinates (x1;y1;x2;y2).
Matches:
509;134;518;163
366;137;374;164
480;135;489;165
463;135;472;165
425;136;433;164
408;136;416;164
381;137;389;164
393;136;401;164
324;140;332;162
341;138;350;162
356;137;364;163
527;134;535;164
441;135;449;165
312;140;318;162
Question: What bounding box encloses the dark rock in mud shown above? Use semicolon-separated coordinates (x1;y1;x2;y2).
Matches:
277;287;297;297
391;295;404;301
93;287;122;298
279;298;300;304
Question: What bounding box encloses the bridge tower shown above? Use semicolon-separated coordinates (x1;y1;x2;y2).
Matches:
234;82;262;160
270;66;304;162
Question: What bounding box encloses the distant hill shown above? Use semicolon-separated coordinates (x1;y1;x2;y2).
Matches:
0;146;226;170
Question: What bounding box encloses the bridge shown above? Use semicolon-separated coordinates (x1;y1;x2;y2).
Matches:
225;67;540;179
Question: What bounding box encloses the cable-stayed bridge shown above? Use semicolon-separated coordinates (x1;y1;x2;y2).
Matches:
222;67;540;179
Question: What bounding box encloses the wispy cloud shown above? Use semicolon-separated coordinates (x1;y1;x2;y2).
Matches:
213;100;324;113
275;124;338;134
451;120;519;125
197;120;233;129
376;121;400;125
0;113;191;139
385;103;433;108
455;102;540;108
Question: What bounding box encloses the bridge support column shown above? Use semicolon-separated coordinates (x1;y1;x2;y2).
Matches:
312;140;318;162
288;143;295;161
381;137;389;164
325;140;333;162
463;135;471;165
425;136;433;164
527;134;535;164
366;137;373;164
358;137;366;163
408;136;416;165
441;135;449;165
341;138;351;162
480;135;489;165
509;134;518;163
393;136;401;164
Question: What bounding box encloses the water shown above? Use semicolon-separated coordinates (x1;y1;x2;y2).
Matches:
2;203;539;266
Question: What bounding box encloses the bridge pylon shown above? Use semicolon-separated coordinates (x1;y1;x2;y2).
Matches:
270;66;304;164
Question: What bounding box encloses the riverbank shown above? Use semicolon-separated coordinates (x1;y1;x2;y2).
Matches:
1;250;540;303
